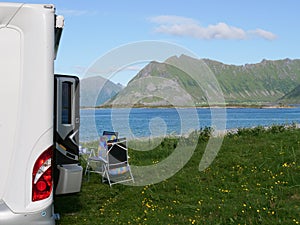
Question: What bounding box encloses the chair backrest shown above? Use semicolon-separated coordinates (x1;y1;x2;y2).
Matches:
107;138;128;169
97;132;118;159
97;136;109;159
103;131;118;141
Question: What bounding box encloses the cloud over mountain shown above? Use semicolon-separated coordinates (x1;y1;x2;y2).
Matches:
150;15;276;40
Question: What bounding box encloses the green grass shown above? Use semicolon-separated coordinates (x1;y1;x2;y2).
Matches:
55;127;300;225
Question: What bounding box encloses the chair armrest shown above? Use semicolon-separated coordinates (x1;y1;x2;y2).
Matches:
97;156;108;164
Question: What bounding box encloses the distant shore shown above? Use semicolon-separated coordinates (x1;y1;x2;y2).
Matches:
81;103;296;110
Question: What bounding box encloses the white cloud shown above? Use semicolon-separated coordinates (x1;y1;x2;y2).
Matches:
150;15;276;41
249;29;277;40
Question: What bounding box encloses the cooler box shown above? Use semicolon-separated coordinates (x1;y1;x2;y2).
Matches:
56;164;83;195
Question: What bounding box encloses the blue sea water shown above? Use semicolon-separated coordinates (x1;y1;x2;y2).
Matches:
80;107;300;141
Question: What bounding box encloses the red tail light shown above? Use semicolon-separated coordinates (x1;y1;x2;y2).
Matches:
32;146;53;201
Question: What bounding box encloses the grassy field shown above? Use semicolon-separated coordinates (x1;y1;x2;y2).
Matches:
55;126;300;225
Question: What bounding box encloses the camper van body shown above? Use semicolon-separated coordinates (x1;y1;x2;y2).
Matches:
0;3;81;225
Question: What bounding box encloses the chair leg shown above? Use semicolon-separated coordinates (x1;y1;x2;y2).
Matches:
85;160;93;182
103;166;113;187
102;164;108;184
128;167;134;184
85;161;91;176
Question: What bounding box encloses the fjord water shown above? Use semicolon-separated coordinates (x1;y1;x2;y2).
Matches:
80;107;300;141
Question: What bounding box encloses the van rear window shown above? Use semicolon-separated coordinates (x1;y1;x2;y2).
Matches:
61;81;72;124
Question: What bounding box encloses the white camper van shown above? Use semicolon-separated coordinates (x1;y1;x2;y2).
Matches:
0;3;82;225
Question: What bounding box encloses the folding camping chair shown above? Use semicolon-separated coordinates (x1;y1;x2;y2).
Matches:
84;131;118;178
101;138;134;187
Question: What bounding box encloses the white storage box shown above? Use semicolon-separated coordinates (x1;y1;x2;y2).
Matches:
56;164;83;195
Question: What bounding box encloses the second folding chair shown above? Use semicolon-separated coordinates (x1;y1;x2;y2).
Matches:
102;138;134;187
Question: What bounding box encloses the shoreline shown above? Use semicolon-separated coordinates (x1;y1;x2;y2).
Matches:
79;123;300;145
80;104;297;110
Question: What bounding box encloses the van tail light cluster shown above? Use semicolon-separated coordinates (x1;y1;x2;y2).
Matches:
32;146;53;201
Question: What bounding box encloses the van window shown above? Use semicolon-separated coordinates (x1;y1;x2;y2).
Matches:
61;81;72;124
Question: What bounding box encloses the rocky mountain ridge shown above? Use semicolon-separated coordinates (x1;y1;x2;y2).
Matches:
82;55;300;107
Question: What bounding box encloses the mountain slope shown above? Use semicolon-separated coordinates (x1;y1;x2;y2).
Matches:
202;57;300;103
103;55;300;107
80;76;123;107
278;84;300;104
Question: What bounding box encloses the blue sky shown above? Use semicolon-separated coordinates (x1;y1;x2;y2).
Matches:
11;0;300;85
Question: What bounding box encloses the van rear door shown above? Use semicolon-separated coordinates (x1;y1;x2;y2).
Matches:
54;75;82;195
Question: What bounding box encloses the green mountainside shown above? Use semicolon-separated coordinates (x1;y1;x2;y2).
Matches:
101;55;300;107
279;84;300;104
203;57;300;104
80;76;123;107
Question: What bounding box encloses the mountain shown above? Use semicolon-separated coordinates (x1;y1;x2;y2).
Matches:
102;55;300;107
80;76;123;107
278;85;300;104
202;57;300;104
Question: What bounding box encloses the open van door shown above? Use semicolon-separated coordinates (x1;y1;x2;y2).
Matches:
54;75;82;195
